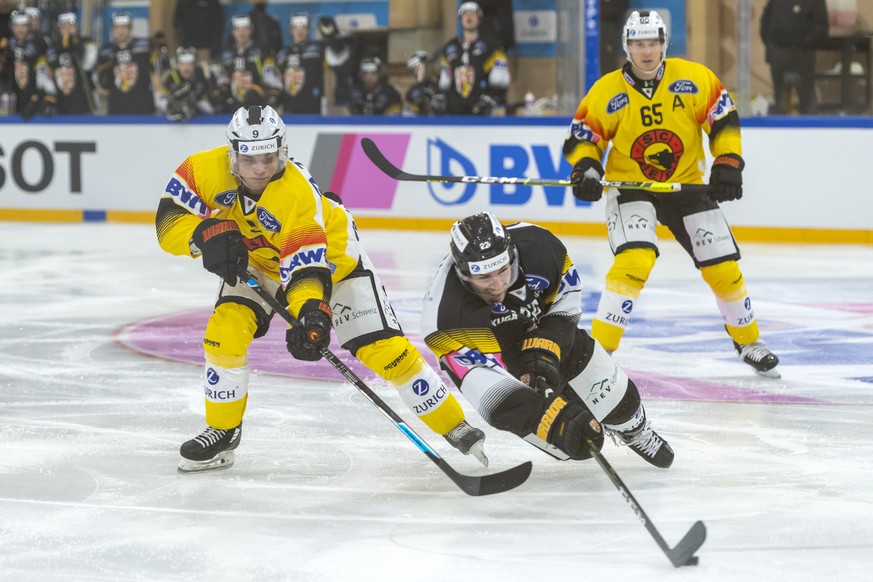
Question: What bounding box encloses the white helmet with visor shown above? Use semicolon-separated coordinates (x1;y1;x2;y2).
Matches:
225;106;288;179
622;10;668;73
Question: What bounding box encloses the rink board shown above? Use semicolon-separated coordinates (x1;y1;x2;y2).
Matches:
0;115;870;243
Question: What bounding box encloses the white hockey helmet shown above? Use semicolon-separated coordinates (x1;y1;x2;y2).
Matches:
458;2;483;18
58;12;77;26
225;106;288;178
622;10;668;72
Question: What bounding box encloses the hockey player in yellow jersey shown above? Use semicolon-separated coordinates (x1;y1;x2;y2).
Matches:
157;105;487;472
563;10;780;377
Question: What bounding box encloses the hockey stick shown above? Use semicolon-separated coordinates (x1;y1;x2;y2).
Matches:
585;438;706;567
241;274;533;496
361;137;710;194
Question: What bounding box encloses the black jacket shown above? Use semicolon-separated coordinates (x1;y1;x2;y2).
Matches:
760;0;829;47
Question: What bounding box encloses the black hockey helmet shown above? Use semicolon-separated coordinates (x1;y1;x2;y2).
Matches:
450;212;519;288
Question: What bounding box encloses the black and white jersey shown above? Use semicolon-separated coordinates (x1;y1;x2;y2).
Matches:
95;37;157;114
422;222;584;387
276;40;326;114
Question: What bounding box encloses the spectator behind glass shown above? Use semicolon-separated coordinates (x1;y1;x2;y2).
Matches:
248;0;282;57
348;56;402;115
433;2;510;116
94;11;161;114
760;0;829;114
160;46;217;122
173;0;224;62
52;11;98;114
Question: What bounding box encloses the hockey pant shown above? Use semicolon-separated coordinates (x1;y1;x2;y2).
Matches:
450;331;644;460
593;193;760;351
200;266;465;435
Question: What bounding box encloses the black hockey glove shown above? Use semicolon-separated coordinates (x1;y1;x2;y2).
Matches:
472;93;498;116
429;92;447;115
517;328;563;397
708;153;745;203
191;219;249;286
533;394;604;460
570;158;605;202
318;16;339;39
286;299;333;361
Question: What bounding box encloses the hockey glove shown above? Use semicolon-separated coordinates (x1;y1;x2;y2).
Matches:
429;92;447;115
317;16;339;39
191;219;249;286
517;328;563;397
286;299;332;361
570;158;605;202
708;153;745;203
533;395;604;460
472;93;498;116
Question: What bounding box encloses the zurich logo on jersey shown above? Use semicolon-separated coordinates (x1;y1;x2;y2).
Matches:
491;303;509;315
669;80;699;94
525;274;550;292
412;379;430;396
256;207;281;232
621;300;634;314
607;93;629;114
215;190;238;207
206;367;220;385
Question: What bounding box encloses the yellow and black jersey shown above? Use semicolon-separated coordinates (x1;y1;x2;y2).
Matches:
156;145;361;315
421;223;582;384
564;58;742;183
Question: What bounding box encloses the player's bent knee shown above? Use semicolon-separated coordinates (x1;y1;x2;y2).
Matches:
699;260;744;297
204;302;259;358
606;248;657;292
356;336;422;383
532;396;604;460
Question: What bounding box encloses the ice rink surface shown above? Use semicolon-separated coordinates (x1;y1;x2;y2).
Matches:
1;222;871;581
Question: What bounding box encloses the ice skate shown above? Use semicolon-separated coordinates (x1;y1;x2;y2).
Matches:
734;340;780;378
608;421;674;468
178;424;242;473
444;420;488;467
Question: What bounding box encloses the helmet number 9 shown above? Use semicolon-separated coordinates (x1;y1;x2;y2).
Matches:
252;129;259;138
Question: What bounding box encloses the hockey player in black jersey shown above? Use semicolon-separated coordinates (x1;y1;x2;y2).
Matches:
421;212;674;468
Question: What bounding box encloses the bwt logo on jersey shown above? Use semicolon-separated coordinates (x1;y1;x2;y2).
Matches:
558;267;580;293
607;93;629;113
709;91;736;123
669;80;699;94
256;207;281;232
284;246;327;270
165;176;209;217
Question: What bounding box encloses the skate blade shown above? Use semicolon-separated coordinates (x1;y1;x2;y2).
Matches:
177;450;235;474
468;442;489;468
754;367;781;379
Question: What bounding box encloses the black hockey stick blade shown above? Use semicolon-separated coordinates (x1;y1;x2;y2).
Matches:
585;439;706;567
665;520;707;567
361;137;710;193
241;273;532;496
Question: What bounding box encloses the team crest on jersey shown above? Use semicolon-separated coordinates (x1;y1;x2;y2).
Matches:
214;190;237;207
668;80;698;94
607;93;629;114
630;129;685;181
256;207;281;232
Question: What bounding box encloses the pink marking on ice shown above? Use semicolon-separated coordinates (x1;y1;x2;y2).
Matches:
330;133;410;209
117;311;823;404
803;303;873;314
625;370;822;404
